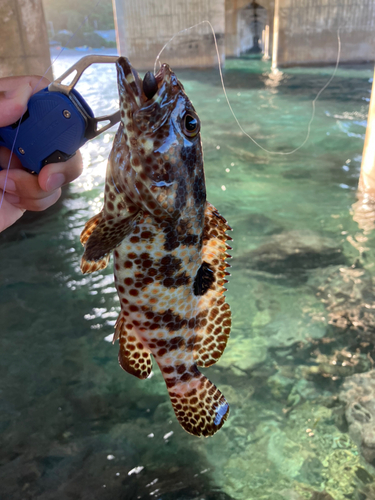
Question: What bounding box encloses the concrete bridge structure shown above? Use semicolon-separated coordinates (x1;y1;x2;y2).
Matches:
0;0;52;79
112;0;375;70
0;0;374;78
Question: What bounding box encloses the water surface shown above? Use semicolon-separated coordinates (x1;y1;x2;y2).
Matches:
1;49;375;499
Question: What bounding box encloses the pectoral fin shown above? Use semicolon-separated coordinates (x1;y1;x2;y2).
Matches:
80;210;141;274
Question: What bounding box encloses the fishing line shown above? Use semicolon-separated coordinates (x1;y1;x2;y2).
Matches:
0;0;103;212
155;21;341;156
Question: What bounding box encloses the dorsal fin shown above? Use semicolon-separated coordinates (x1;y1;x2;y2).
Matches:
114;315;152;379
193;202;232;368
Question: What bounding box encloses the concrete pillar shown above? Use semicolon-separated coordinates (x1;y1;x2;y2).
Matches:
263;24;270;59
0;0;52;80
267;2;274;63
113;0;225;70
277;0;375;67
359;68;375;195
351;68;375;233
271;0;279;70
225;0;237;57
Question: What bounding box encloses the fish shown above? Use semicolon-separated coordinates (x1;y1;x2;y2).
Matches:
79;57;232;437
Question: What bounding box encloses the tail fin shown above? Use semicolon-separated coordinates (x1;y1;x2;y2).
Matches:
167;370;229;437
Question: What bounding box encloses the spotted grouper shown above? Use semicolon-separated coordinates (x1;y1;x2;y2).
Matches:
80;57;232;437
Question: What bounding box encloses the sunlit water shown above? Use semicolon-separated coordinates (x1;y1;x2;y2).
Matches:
1;48;375;499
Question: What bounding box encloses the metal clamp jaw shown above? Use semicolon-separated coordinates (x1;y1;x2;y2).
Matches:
49;55;121;140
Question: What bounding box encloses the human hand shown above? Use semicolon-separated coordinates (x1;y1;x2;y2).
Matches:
0;75;83;232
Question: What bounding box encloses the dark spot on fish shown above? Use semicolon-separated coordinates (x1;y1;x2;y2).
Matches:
175;177;187;211
141;231;153;239
163;219;198;251
193;174;206;207
175;273;191;287
181;145;197;176
180;372;192;382
163;366;175;374
163;277;174;287
193;262;215;296
165;377;178;388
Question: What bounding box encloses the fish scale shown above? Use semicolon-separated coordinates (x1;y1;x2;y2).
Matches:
80;56;232;437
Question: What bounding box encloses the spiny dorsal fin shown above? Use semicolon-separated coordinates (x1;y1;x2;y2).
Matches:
115;315;152;380
193;202;232;368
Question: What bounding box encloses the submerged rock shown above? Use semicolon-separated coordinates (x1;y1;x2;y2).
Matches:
308;265;375;343
310;492;335;500
236;230;346;278
231;212;284;237
339;371;375;464
267;429;307;478
217;334;268;373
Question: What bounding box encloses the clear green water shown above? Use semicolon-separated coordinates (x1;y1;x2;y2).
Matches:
1;52;375;499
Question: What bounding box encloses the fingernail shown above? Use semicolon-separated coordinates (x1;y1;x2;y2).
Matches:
4;192;20;204
0;178;16;192
46;173;65;192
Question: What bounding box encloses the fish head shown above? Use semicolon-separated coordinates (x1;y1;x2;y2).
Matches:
115;57;205;219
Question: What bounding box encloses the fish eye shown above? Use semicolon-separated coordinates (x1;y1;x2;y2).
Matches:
182;113;200;138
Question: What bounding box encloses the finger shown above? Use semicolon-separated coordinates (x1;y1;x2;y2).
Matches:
0;168;47;200
0;150;83;199
0;194;25;232
0;146;23;171
3;189;61;212
38;152;83;192
0;75;50;127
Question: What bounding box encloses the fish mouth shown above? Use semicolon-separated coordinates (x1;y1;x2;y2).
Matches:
116;57;173;109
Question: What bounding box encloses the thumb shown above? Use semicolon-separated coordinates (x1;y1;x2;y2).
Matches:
0;83;34;127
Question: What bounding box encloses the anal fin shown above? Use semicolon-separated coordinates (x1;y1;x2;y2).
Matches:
115;315;152;380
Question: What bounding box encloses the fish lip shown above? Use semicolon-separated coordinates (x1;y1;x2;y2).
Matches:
116;57;173;106
154;63;170;84
116;56;143;105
